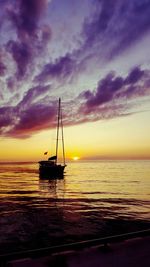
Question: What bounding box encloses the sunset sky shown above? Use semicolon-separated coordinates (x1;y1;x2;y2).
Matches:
0;0;150;161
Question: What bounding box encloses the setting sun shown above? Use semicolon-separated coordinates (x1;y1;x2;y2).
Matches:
72;156;80;161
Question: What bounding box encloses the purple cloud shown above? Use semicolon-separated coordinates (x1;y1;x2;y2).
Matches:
19;85;51;107
35;55;75;82
0;84;52;138
4;0;51;79
82;73;124;107
7;77;16;92
9;103;56;138
7;0;48;38
1;67;150;139
83;0;115;43
33;0;150;86
82;0;150;60
0;62;6;76
6;40;32;79
1;1;150;140
0;107;13;128
125;67;145;84
0;103;56;139
80;67;150;114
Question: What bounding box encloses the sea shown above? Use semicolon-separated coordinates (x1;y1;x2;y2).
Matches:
0;160;150;255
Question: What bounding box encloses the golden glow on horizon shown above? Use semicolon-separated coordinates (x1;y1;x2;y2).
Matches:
72;156;80;161
0;111;150;161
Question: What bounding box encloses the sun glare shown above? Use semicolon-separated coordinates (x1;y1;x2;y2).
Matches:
72;156;80;161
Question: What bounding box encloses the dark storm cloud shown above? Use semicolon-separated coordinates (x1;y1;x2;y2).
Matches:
82;0;150;60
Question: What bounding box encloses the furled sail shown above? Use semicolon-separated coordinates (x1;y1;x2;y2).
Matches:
48;155;57;161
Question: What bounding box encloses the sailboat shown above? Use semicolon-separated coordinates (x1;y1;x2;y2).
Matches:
39;98;66;178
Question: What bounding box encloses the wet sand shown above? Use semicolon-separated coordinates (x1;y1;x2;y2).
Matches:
7;236;150;267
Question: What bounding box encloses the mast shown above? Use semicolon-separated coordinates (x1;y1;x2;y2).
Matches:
55;98;61;164
60;103;65;166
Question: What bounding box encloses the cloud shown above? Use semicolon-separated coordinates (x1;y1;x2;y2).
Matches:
1;1;150;139
80;67;150;115
1;0;150;87
19;85;51;107
33;0;150;87
7;0;48;38
0;103;56;139
81;0;150;62
35;54;75;83
81;72;124;107
3;0;51;79
0;86;57;138
0;61;6;76
1;67;150;138
0;84;52;138
9;103;56;138
0;106;14;128
125;67;145;84
6;40;32;79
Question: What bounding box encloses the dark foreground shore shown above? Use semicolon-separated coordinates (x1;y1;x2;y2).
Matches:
2;232;150;267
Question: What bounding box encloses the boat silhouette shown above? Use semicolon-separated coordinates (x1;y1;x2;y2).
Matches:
39;98;66;179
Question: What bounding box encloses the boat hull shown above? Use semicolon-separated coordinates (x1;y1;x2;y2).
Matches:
39;164;65;179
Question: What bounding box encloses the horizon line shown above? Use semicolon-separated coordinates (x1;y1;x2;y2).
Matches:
0;157;150;163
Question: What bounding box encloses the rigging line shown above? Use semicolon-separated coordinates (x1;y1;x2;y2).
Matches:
55;98;60;164
60;102;65;166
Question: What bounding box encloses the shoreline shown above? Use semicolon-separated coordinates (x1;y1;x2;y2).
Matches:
2;231;150;267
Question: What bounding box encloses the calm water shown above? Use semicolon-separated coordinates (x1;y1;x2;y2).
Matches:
0;160;150;254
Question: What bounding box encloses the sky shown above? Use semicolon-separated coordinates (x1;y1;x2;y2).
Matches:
0;0;150;161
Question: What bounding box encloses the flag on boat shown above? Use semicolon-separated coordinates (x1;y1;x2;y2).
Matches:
44;152;48;155
48;155;57;160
